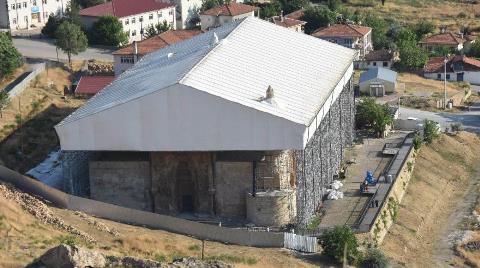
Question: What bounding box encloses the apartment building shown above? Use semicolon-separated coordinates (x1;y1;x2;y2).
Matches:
0;0;69;31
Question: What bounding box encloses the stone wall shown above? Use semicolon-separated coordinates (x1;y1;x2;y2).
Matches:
296;78;355;227
215;162;252;218
89;161;150;211
246;190;296;226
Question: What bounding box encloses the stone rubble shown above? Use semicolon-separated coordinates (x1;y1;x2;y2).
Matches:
74;211;120;237
28;244;234;268
0;183;96;243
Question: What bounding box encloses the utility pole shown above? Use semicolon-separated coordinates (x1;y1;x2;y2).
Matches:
444;55;448;110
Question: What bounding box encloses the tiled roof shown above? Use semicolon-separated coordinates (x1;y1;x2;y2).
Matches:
424;55;480;73
364;49;394;61
113;30;204;56
75;76;115;95
419;32;464;45
312;24;371;38
200;3;258;16
285;9;304;20
79;0;174;18
270;16;306;28
58;17;356;127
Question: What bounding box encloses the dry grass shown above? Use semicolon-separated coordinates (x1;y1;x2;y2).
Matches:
381;132;480;267
398;73;465;96
0;66;26;90
0;66;85;172
345;0;480;30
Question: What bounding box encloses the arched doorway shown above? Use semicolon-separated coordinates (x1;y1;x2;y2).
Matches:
176;161;195;212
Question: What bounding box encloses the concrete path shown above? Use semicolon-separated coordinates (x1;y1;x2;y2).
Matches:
13;37;114;62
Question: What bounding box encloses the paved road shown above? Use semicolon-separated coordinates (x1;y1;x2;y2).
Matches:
13;37;114;62
398;99;480;133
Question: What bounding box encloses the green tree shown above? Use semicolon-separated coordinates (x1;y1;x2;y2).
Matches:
319;226;359;264
78;0;105;8
409;20;435;41
259;2;281;19
430;45;454;57
327;0;341;11
395;28;427;70
144;21;172;39
423;119;439;144
0;91;10;118
201;0;226;10
302;6;336;34
467;37;480;57
363;13;390;49
88;16;128;46
0;33;23;80
276;0;309;14
41;15;65;38
65;0;83;27
55;21;88;66
361;247;390;268
356;97;393;136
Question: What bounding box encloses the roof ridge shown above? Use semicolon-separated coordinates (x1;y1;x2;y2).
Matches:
179;18;248;85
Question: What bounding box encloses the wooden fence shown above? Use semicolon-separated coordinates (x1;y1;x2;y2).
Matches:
284;232;318;253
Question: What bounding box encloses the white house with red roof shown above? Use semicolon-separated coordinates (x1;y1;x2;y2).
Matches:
199;2;258;30
424;55;480;85
312;23;373;60
270;13;306;33
79;0;176;43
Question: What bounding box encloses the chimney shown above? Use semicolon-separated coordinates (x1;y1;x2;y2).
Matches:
132;41;138;63
211;32;219;46
281;10;284;22
440;26;446;33
266;85;274;100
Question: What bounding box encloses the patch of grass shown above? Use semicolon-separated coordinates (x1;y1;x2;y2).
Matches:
54;235;78;247
188;244;200;251
307;215;321;230
205;254;257;265
154;253;166;263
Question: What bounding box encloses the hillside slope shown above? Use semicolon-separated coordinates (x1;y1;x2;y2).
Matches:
382;132;480;267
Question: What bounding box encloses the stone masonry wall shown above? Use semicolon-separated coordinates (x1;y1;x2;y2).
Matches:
89;161;151;211
296;78;355;227
62;151;96;197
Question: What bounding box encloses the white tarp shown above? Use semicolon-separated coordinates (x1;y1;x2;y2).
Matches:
26;150;63;190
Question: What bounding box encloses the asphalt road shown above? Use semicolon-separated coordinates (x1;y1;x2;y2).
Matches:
13;37;114;62
398;91;480;133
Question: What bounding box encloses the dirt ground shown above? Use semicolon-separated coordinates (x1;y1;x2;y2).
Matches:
0;182;332;268
381;132;480;267
0;66;85;173
345;0;480;30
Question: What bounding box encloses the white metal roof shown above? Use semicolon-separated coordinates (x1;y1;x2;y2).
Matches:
55;17;356;151
58;17;355;127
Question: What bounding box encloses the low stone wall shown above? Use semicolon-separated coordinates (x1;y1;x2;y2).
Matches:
246;190;296;227
6;63;45;98
0;165;284;247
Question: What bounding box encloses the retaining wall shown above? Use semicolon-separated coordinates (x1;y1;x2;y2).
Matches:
0;165;284;247
356;134;416;244
6;63;45;98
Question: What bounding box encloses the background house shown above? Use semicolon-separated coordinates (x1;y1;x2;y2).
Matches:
359;49;399;69
79;0;176;43
55;18;357;228
172;0;202;29
424;55;480;85
74;75;115;97
270;14;306;33
0;0;69;31
199;2;258;30
359;67;397;96
112;29;203;76
419;31;466;52
312;23;372;60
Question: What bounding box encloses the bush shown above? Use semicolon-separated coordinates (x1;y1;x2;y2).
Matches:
0;33;23;80
423;119;439;144
361;247;390;268
451;122;462;132
413;134;422;151
356;97;393;136
88;15;128;46
319;226;359;264
307;215;321;230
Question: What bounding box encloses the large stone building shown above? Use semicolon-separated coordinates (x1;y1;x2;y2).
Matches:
55;17;357;228
79;0;176;43
0;0;69;31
